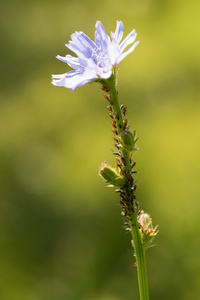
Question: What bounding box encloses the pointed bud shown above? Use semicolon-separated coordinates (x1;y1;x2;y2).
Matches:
137;211;159;249
99;162;124;187
120;130;138;151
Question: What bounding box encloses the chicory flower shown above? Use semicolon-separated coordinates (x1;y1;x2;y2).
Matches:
52;21;139;91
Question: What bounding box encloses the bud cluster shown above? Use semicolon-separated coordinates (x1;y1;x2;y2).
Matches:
99;85;139;222
99;82;158;257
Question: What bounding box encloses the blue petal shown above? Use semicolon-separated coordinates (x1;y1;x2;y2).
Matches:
51;72;71;87
66;31;96;59
56;54;88;71
120;29;137;53
107;40;121;65
66;41;87;59
52;68;98;91
113;21;124;44
74;32;96;55
79;32;97;52
56;55;82;70
64;71;94;91
116;41;139;65
95;21;110;50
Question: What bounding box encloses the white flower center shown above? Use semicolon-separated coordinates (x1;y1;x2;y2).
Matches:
92;50;111;73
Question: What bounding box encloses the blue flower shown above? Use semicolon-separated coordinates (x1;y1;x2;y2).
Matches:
52;21;139;91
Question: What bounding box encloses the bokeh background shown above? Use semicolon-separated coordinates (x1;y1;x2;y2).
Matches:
1;0;200;299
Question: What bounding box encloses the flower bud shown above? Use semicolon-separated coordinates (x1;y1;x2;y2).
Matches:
120;130;138;151
137;211;159;249
99;162;124;187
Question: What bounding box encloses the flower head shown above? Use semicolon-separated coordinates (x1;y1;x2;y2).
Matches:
52;21;139;91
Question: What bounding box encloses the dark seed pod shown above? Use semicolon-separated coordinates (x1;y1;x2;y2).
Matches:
133;185;137;191
114;141;120;146
109;100;113;105
113;151;121;156
131;162;136;168
123;107;127;116
123;119;128;127
116;163;122;170
104;93;109;100
101;85;109;92
115;113;119;120
121;157;126;166
109;113;114;119
112;129;118;134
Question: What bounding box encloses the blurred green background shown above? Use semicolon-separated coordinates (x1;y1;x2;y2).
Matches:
1;0;200;299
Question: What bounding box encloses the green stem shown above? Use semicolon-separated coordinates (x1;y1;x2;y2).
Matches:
130;211;149;300
105;72;149;300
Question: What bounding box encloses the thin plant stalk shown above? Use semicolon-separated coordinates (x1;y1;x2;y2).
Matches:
102;72;149;300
